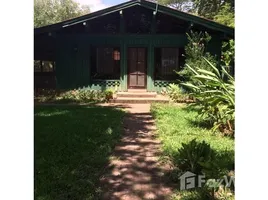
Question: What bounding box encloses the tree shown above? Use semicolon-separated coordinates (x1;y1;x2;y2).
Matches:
213;3;234;27
157;0;194;12
34;0;90;28
151;0;234;27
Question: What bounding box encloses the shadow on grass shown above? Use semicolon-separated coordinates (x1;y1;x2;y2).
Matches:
181;104;214;130
34;105;126;200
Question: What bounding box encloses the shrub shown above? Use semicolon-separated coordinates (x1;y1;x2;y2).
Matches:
167;83;189;102
176;139;235;199
55;88;113;103
178;31;218;84
214;3;235;28
221;39;235;76
176;139;216;175
103;88;114;102
181;57;235;135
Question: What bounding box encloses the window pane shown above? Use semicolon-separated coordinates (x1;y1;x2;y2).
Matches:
94;47;120;79
34;60;41;72
154;48;180;80
161;48;179;75
97;47;114;74
42;61;54;72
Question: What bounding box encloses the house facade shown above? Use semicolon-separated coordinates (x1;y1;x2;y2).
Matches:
34;0;234;92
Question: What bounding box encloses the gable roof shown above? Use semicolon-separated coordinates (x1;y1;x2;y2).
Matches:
34;0;234;36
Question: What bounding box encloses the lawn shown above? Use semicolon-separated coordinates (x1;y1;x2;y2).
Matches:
34;105;125;200
151;103;235;199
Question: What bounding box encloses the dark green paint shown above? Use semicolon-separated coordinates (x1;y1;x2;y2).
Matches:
54;34;191;91
35;0;233;92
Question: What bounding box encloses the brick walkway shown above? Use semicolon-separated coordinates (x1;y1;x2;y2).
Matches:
99;104;174;200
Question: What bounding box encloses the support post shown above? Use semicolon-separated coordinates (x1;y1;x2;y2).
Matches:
120;10;124;34
151;12;156;34
147;42;154;92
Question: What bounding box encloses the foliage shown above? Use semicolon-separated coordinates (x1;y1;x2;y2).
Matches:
34;88;115;103
221;39;235;76
181;57;235;135
59;88;114;103
150;103;234;165
154;0;194;12
167;83;190;102
192;0;222;19
34;105;125;199
151;103;234;199
214;3;235;28
177;139;216;174
178;31;217;82
34;0;90;28
214;185;235;200
103;89;114;101
150;0;234;26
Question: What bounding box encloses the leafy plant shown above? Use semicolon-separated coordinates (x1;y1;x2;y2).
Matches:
214;3;235;28
181;57;235;135
214;185;235;200
221;39;235;76
178;31;218;84
176;139;216;174
34;88;115;103
103;89;114;102
167;83;189;102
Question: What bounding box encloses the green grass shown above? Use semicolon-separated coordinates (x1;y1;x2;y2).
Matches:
34;105;125;200
151;103;235;200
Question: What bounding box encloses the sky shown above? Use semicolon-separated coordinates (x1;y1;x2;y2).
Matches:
75;0;128;12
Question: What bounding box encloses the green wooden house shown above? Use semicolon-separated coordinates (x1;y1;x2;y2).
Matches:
34;0;234;93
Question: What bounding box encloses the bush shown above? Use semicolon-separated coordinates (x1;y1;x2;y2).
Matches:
176;139;235;199
35;88;115;103
176;139;216;175
59;88;114;103
103;88;114;102
181;57;235;135
178;31;218;84
167;83;189;102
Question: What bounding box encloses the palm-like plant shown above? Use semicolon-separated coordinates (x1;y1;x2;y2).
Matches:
181;57;235;135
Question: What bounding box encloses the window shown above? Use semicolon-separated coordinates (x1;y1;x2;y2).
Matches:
34;60;55;72
34;60;42;72
42;61;54;72
113;50;120;61
91;47;120;79
154;48;184;80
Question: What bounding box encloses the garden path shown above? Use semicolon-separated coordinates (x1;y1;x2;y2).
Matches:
98;103;174;200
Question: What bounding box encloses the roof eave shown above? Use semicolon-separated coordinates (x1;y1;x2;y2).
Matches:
34;0;234;36
34;0;140;35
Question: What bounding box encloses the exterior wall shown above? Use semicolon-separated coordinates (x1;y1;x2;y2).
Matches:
54;34;222;92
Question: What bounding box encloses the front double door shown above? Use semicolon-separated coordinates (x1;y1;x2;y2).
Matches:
127;47;147;89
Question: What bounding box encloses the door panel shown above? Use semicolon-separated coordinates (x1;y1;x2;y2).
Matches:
137;75;145;86
127;48;147;89
129;74;137;87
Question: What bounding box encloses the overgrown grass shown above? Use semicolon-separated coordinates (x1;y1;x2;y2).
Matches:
151;103;234;199
34;105;125;200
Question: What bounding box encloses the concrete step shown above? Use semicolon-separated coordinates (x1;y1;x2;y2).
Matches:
110;97;170;104
127;89;147;93
116;92;157;98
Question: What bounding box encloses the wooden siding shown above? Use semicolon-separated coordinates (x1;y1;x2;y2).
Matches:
49;33;221;91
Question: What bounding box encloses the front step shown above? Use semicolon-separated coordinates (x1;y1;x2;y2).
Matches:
116;91;157;98
110;97;169;104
